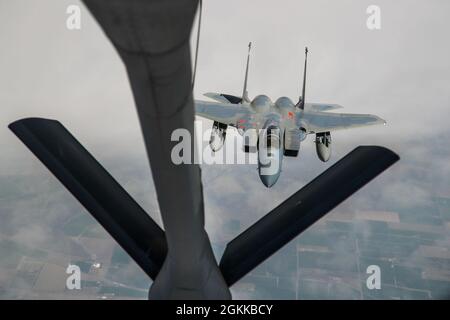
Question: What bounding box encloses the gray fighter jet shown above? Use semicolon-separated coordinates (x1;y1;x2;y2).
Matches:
196;44;386;187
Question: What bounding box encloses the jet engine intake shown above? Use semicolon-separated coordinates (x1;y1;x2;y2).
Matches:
210;121;227;152
284;128;306;157
243;129;258;153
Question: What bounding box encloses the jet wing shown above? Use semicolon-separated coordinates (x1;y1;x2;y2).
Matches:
305;102;343;112
299;110;386;133
203;92;243;104
195;100;251;126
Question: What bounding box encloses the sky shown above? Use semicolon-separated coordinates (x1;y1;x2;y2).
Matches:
0;0;449;299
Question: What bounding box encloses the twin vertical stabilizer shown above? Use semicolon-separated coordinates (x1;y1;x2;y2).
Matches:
242;42;252;103
241;43;308;108
297;47;308;109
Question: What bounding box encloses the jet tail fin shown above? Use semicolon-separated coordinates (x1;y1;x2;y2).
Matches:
297;47;308;109
241;42;252;103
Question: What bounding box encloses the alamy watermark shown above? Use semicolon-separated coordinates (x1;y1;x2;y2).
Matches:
66;264;81;290
366;5;381;30
366;265;381;290
171;121;281;176
66;5;81;30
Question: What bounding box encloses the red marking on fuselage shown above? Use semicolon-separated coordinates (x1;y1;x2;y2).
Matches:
288;111;294;119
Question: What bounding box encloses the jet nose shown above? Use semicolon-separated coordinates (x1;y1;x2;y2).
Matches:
259;173;280;188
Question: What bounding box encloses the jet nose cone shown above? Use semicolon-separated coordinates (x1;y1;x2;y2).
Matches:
260;173;280;188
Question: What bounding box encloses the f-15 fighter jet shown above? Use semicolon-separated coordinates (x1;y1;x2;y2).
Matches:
196;44;386;187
